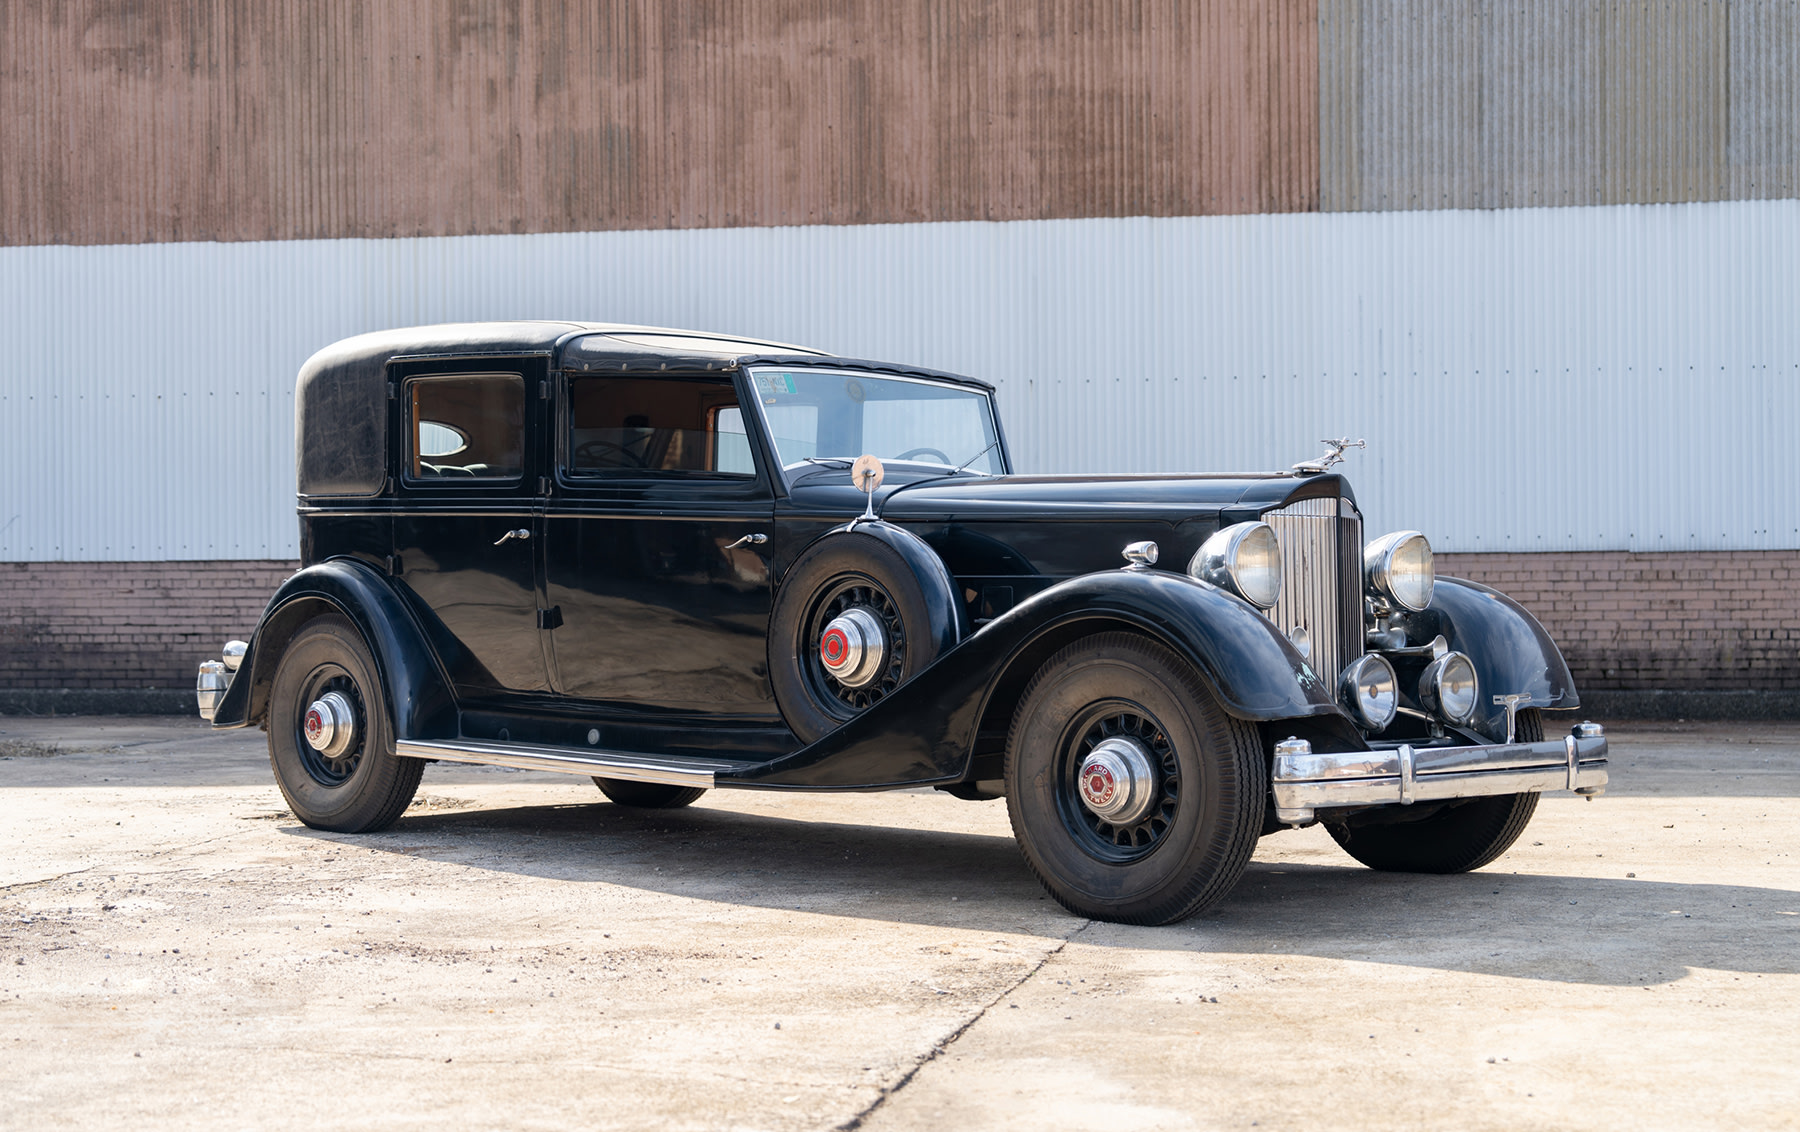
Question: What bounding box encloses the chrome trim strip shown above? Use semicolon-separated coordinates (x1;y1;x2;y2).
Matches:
1270;730;1609;824
395;739;731;787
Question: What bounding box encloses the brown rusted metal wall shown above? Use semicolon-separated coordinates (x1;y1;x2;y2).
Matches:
0;1;1319;247
1320;0;1800;212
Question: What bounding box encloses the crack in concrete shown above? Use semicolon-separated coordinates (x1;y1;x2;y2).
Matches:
835;920;1093;1131
1;827;258;897
1;866;100;894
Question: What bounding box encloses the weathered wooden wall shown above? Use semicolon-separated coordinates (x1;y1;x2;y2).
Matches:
0;0;1319;247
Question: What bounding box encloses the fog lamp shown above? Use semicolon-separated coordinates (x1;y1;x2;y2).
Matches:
1339;654;1398;732
1419;651;1479;725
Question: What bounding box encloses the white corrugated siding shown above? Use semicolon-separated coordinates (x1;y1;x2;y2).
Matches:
1;198;1796;560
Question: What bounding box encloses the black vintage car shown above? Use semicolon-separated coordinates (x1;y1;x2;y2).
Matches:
198;322;1607;925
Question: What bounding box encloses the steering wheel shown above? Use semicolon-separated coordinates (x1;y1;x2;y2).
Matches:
575;440;646;467
895;447;952;464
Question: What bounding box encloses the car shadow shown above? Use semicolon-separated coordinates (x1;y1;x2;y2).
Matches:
286;798;1799;987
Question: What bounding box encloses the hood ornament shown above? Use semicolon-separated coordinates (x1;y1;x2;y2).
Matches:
1293;437;1365;475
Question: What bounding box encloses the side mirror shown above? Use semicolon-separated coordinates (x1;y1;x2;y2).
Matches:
852;454;884;520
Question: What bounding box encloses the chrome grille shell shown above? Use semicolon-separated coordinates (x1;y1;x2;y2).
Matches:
1262;496;1364;687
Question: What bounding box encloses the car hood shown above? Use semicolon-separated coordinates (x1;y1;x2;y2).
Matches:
786;470;1355;524
784;470;1360;582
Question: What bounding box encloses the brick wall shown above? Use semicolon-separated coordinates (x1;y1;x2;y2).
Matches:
1436;551;1800;692
1;553;1796;692
0;561;297;690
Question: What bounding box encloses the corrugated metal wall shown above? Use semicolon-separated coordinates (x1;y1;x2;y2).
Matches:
3;200;1795;561
1320;0;1800;211
0;0;1318;247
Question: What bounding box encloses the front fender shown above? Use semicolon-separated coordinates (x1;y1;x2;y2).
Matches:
210;558;457;741
1425;576;1579;742
728;568;1349;789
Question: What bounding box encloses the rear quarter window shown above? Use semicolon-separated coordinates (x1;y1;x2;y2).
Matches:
406;374;525;481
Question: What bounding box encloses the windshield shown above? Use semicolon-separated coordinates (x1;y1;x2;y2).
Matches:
747;367;1004;477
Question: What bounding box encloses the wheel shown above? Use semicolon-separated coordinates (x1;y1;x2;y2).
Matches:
267;614;422;833
769;530;955;744
1003;633;1266;925
1326;709;1544;873
592;778;707;809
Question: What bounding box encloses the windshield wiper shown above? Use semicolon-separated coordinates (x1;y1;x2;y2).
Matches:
950;439;1000;476
800;456;853;468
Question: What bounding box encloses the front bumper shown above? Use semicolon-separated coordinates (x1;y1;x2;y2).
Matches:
1271;723;1607;826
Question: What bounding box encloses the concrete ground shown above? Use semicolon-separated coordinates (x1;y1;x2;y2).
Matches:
0;716;1794;1131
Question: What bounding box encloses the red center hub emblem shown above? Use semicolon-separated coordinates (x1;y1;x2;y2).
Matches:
821;627;849;665
304;708;325;743
1083;765;1117;806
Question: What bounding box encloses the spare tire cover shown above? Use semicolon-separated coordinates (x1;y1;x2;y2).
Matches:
769;524;962;744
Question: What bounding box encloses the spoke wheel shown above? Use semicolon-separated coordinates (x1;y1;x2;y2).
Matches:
800;576;907;716
1006;632;1264;925
268;614;421;833
768;529;957;744
292;664;366;787
1054;705;1180;861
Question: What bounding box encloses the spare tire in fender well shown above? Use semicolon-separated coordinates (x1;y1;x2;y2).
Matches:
768;521;966;744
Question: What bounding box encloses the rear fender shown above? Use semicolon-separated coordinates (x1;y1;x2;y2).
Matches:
211;559;457;740
729;568;1355;789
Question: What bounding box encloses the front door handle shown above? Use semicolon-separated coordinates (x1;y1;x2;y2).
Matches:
494;529;531;546
724;532;768;550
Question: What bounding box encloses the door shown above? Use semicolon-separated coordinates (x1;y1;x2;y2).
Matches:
392;360;548;701
543;371;776;716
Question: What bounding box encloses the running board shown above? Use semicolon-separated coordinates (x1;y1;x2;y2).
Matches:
395;738;738;788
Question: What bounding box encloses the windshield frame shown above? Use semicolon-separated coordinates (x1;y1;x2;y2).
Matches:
743;364;1008;487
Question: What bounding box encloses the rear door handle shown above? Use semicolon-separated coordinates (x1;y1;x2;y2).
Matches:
724;533;768;549
494;529;531;545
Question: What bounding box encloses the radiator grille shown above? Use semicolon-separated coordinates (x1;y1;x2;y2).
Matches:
1262;497;1364;687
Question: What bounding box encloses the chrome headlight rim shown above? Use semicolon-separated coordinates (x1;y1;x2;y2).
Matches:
1187;521;1283;610
1364;530;1435;613
1418;651;1479;725
1338;654;1398;732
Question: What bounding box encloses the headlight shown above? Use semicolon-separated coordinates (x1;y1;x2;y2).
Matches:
1188;522;1283;610
1418;652;1479;725
1338;654;1397;732
1364;530;1434;612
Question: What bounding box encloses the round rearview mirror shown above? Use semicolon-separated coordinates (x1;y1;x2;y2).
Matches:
852;454;885;494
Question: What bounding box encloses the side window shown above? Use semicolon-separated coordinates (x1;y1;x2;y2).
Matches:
567;376;754;478
407;373;525;481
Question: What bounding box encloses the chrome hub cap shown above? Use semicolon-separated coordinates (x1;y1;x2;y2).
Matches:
302;691;357;759
1076;736;1158;825
819;607;887;689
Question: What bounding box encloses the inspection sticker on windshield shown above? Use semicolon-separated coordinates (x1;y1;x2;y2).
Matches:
755;372;797;396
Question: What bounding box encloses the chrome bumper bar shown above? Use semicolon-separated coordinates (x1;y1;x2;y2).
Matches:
1271;722;1608;826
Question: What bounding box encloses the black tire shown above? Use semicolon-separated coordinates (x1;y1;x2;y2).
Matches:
1004;633;1266;925
1326;709;1544;874
592;778;707;809
267;614;422;833
768;531;952;744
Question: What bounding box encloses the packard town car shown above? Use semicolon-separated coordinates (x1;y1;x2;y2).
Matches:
198;322;1607;925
